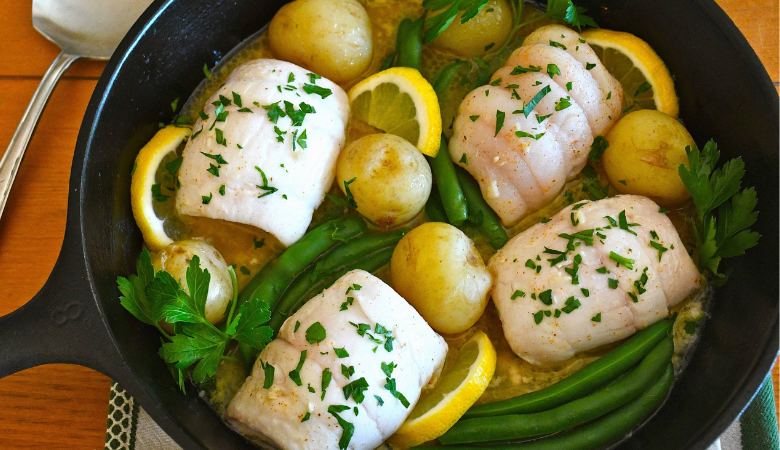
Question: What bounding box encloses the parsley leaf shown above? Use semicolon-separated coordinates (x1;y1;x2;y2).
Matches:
679;140;760;277
422;0;490;43
305;322;327;344
230;299;273;350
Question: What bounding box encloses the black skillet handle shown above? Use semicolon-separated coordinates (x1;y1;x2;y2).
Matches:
0;223;128;380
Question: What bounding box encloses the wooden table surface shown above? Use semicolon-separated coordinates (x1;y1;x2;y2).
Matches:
0;0;777;448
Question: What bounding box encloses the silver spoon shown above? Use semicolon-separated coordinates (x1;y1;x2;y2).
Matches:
0;0;153;221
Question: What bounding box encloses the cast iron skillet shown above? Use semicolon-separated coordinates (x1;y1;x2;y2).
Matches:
0;0;776;448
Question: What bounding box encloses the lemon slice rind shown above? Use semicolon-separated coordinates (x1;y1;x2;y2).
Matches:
347;67;442;157
581;29;679;119
130;126;190;252
388;331;497;449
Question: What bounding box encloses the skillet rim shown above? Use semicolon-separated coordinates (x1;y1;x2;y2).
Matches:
71;0;779;448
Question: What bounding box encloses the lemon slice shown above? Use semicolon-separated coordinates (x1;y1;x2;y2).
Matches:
130;126;191;252
582;29;679;119
347;67;442;157
389;331;496;449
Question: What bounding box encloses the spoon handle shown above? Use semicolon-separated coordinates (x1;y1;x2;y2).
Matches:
0;52;79;221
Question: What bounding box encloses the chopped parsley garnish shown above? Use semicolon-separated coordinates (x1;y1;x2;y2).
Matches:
253;237;265;249
375;395;384;406
232;91;243;108
207;164;220;177
566;81;573;91
327;405;355;449
581;288;590;297
151;183;170;202
288;350;307;386
218;184;226;196
510;65;542;75
525;259;537;269
239;266;250;275
301;412;311;422
523;85;552;118
303;83;333;98
469;115;480;122
201;152;228;165
555;96;572;111
562;296;581;313
618;210;640;235
596;266;609;274
585;62;596;70
588;136;609;162
565;253;583;284
533;310;545;324
341;364;355;378
384;377;410;408
381;361;397;377
592;313;602;322
255;166;278;198
273;126;287;142
609;251;635;269
489;77;502;86
650;241;668;262
201;193;213;204
343;377;369;403
549;40;567;50
547;63;561;78
260;360;275;389
494;110;505;136
214;128;227;146
305;322;327;344
541;217;552;223
340;296;354;311
539;289;553;306
459;153;469;165
262;102;286;123
516;130;546;140
635;82;652;96
334;347;350;358
536;113;553;123
511;290;526;300
608;278;619;289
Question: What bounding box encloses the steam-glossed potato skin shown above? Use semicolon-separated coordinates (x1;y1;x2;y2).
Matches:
391;222;492;334
603;110;693;207
433;0;513;57
269;0;373;83
336;133;432;227
152;239;233;331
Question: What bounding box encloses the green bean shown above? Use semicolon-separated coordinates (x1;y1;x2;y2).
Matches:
454;166;508;249
440;336;674;444
268;243;398;331
237;217;366;308
426;188;449;223
433;364;674;450
427;138;468;225
463;319;673;419
314;229;406;275
433;60;468;97
394;17;424;70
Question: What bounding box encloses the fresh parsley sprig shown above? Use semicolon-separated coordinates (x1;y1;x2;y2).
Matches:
678;140;760;280
116;250;274;390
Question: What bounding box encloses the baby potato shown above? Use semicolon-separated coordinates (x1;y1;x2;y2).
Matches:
152;239;233;332
602;110;693;206
268;0;373;83
391;222;492;334
432;0;513;57
336;133;432;227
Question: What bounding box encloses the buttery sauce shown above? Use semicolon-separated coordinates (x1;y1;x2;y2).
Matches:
169;0;707;427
